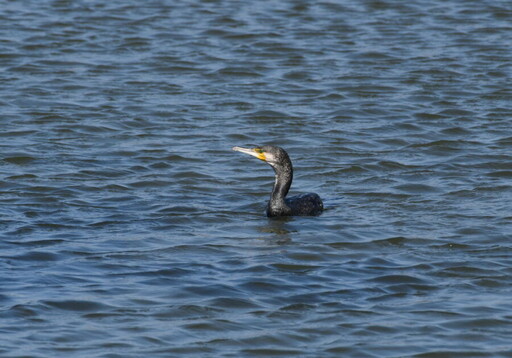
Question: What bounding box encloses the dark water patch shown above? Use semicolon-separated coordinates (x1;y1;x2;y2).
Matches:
270;263;321;273
127;179;172;188
473;277;508;289
207;297;260;310
368;274;428;285
6;238;65;248
43;300;113;312
485;170;512;178
326;236;410;251
280;303;316;312
182;318;246;333
210;66;264;78
9;250;59;262
442;317;512;331
436;265;503;279
393;183;440;194
241;348;305;356
3;155;37;165
238;280;294;295
161;304;225;320
430;242;474;250
412;351;494;358
1;130;38;138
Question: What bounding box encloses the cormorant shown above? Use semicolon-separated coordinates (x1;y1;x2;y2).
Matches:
233;145;323;217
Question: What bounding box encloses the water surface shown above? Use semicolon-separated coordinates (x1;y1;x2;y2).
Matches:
1;0;511;357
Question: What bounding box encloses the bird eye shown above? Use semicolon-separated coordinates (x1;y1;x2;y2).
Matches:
255;148;263;153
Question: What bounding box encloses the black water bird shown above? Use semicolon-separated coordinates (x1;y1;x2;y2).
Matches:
233;145;323;217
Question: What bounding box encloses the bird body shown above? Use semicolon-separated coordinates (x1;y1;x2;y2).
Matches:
233;145;323;217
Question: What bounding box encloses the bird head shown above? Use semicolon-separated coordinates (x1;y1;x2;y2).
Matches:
232;145;291;170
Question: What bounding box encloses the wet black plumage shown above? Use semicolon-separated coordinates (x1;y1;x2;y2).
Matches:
233;145;323;217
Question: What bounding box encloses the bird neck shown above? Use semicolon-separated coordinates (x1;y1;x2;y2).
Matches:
269;164;293;208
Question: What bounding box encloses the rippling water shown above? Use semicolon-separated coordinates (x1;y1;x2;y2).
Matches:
1;0;511;357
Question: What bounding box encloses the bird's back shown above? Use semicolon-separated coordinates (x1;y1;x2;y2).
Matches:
285;193;323;216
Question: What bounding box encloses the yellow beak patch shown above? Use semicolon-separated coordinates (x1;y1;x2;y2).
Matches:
254;148;267;161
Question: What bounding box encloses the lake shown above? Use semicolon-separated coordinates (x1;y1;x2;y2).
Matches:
1;0;511;357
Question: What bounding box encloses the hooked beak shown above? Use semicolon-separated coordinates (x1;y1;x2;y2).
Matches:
232;146;266;161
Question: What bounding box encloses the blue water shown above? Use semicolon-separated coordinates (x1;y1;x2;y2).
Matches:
1;0;511;357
